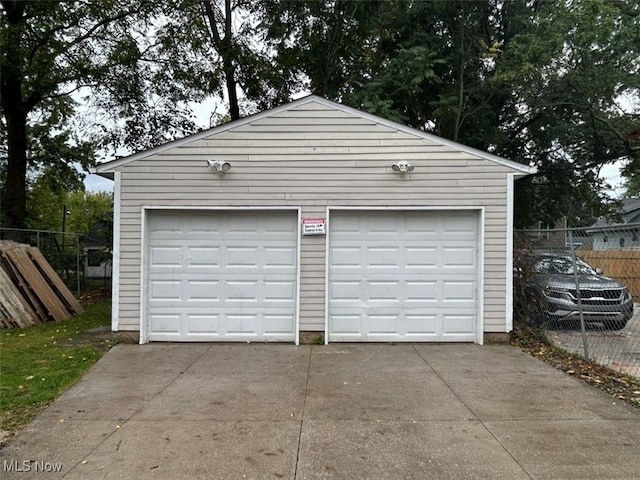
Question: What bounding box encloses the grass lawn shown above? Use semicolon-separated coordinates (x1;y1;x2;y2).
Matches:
0;301;119;438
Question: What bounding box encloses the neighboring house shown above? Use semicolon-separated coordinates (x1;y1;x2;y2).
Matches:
92;95;534;344
84;221;112;278
589;198;640;250
521;217;592;250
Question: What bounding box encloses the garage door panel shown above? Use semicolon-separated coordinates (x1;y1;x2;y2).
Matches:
189;247;221;266
368;248;401;267
443;281;476;301
226;281;259;302
444;215;476;231
367;281;401;301
405;248;437;267
226;314;259;335
330;314;361;335
148;210;297;342
150;314;181;334
330;281;361;301
227;247;260;267
442;315;475;334
264;247;296;267
405;314;438;334
442;247;475;267
263;315;296;334
329;210;478;342
189;225;221;234
405;216;438;234
405;281;438;301
331;247;361;267
151;226;182;235
187;314;220;333
186;281;221;301
150;247;182;267
150;280;181;301
264;281;297;301
367;314;399;334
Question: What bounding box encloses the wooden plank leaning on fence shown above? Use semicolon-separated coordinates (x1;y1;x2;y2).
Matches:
0;266;40;328
27;247;84;315
0;247;50;323
2;247;71;322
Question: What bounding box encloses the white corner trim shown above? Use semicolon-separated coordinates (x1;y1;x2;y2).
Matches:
324;205;331;345
139;207;149;344
505;173;515;332
295;207;302;346
110;172;121;332
477;207;485;345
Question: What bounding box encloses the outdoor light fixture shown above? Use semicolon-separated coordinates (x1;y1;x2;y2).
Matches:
206;160;231;173
391;161;414;174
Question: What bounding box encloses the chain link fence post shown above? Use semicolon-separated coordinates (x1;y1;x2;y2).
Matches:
568;229;590;361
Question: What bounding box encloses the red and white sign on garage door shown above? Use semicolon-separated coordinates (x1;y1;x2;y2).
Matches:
302;218;326;235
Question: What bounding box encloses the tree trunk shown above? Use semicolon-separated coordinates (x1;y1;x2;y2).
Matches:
1;1;28;229
201;0;241;121
453;3;465;143
224;56;240;121
3;108;28;229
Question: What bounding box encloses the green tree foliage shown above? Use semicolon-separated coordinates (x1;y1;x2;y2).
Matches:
0;1;162;229
27;177;112;235
259;0;386;98
499;0;640;226
135;0;296;129
621;172;640;198
3;0;639;231
260;0;639;227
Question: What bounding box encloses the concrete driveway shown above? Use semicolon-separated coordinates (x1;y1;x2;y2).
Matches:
1;344;639;479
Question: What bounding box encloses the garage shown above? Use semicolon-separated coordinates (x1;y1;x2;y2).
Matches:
93;95;533;344
145;209;299;342
328;210;479;342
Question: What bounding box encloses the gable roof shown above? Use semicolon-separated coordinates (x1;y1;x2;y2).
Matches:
621;197;640;223
589;198;640;229
91;95;535;178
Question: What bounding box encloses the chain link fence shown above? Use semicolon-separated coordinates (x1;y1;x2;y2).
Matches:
0;227;112;295
515;223;640;379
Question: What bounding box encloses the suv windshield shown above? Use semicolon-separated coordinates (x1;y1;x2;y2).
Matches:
531;256;598;276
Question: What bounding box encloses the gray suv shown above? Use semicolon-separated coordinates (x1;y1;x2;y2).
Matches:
526;253;634;330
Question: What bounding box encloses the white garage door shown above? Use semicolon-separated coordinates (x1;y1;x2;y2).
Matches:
146;210;297;342
328;210;478;342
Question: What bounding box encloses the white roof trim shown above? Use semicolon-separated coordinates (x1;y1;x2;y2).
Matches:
91;94;535;175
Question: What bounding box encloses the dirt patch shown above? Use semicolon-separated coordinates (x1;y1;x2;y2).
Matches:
55;327;138;352
511;327;640;409
78;288;112;305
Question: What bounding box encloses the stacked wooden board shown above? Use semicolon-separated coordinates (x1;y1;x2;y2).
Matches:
0;241;83;329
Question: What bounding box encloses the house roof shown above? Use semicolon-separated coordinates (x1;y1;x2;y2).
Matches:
84;220;111;246
91;94;535;178
589;198;640;228
622;198;640;224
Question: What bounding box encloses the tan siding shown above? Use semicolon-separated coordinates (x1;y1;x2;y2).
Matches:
299;206;327;330
114;101;521;338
